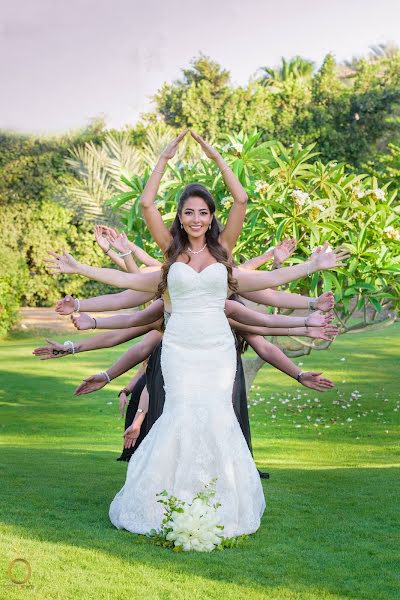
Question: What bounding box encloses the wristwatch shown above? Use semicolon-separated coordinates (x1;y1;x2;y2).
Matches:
308;298;318;311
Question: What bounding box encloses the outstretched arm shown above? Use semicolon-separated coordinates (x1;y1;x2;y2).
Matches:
140;130;188;252
240;289;334;312
46;251;161;292
243;333;334;391
241;239;296;271
230;320;338;341
71;300;164;331
32;324;157;360
234;244;349;293
74;330;162;395
55;290;156;316
190;131;248;253
224;299;333;328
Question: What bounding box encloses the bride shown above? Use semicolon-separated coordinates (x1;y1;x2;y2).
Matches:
46;131;349;537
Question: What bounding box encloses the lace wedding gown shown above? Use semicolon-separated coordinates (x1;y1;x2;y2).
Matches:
109;262;265;537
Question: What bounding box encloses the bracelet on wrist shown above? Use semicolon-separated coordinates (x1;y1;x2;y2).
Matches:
119;250;133;258
92;317;97;329
100;371;111;384
296;370;305;382
118;388;131;398
73;298;80;312
104;248;111;255
308;298;318;311
63;340;75;355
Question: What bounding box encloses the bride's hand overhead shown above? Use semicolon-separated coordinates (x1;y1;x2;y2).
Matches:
190;130;220;161
45;250;81;275
160;129;188;160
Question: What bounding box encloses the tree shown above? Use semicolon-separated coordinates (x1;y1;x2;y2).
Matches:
106;131;399;387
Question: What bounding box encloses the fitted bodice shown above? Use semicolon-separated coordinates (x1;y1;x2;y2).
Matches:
167;262;228;315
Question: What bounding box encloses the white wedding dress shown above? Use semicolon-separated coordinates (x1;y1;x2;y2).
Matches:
109;262;265;537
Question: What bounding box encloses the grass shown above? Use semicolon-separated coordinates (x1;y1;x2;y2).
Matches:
0;324;399;599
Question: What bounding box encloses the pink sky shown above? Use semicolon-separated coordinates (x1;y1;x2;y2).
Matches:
1;0;399;133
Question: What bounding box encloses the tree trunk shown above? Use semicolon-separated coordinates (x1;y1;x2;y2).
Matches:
242;356;265;394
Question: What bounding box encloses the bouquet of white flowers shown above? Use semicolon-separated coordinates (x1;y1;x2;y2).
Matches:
143;479;247;552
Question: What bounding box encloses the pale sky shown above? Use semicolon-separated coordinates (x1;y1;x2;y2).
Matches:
1;0;400;134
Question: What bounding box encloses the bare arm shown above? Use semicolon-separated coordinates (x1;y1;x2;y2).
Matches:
240;239;296;271
234;245;349;293
230;320;338;341
72;300;164;331
224;299;332;328
240;289;335;312
32;324;157;360
242;333;334;391
55;290;156;315
140;131;188;252
74;330;162;395
190;131;248;253
46;251;161;292
128;242;161;267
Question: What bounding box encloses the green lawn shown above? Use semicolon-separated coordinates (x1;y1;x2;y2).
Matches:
0;325;399;599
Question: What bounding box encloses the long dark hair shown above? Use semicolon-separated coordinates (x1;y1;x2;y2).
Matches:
158;183;238;296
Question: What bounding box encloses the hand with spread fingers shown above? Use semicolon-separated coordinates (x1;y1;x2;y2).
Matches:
106;229;130;254
308;324;339;341
310;242;350;271
273;238;297;266
299;372;335;391
316;291;335;312
32;339;70;360
45;250;81;275
306;310;334;327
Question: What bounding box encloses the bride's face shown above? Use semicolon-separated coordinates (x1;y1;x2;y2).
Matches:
180;197;212;239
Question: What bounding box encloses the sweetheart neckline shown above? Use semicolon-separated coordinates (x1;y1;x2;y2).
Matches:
171;261;225;275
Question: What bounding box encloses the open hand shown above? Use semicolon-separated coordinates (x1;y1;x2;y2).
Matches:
308;324;339;341
273;238;296;265
94;225;110;253
32;339;70;360
306;310;334;327
74;373;109;396
316;291;335;312
55;295;78;315
299;371;335;391
190;130;221;161
311;242;350;272
160;129;188;160
123;421;142;449
106;229;130;254
71;313;95;330
45;250;81;275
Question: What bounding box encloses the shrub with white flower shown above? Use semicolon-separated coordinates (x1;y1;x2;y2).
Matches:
366;188;385;201
291;188;310;208
384;225;400;241
143;479;247;552
255;180;270;195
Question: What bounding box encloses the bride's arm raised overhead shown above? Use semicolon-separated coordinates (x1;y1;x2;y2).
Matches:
45;250;161;293
190;131;248;254
139;130;188;253
234;242;350;293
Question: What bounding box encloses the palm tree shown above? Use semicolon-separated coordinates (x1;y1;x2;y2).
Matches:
259;56;314;88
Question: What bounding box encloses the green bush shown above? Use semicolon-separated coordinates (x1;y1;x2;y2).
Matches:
0;247;28;338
